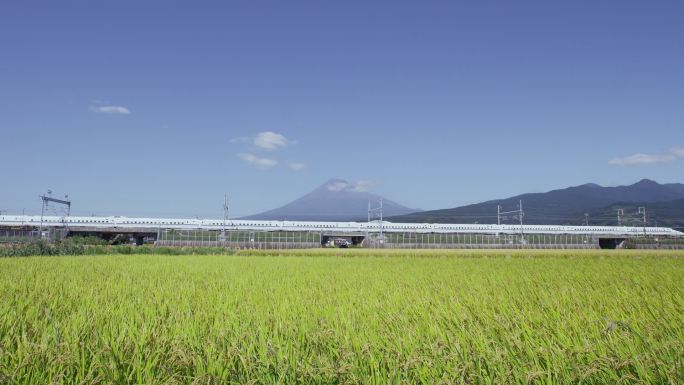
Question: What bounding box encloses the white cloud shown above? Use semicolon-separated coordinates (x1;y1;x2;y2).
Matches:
232;132;298;169
609;146;684;166
670;147;684;157
230;131;296;150
230;137;251;144
326;181;350;191
253;131;294;150
90;105;131;115
609;153;676;166
349;180;375;192
325;180;376;192
238;153;278;168
287;162;306;171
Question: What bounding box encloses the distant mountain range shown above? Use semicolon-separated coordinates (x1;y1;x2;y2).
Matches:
583;198;684;229
241;179;418;221
389;179;684;228
242;178;684;228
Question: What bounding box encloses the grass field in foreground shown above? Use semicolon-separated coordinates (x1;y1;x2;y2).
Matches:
1;252;683;384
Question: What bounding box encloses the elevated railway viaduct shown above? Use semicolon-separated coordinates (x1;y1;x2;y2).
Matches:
1;215;682;249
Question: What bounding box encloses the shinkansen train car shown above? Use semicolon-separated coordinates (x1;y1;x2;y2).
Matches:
0;214;682;237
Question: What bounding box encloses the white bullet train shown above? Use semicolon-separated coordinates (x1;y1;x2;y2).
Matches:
1;215;682;237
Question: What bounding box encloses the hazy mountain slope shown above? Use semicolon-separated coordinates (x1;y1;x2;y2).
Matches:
242;179;418;221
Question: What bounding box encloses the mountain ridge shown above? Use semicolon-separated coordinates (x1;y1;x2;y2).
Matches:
389;179;684;227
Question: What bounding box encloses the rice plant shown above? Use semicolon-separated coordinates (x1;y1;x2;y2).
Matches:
0;252;683;384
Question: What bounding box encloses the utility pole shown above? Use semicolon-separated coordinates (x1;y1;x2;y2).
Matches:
497;205;501;225
366;200;370;246
519;200;524;238
222;194;229;245
380;199;383;223
223;194;229;223
584;213;589;226
378;199;383;244
368;199;384;247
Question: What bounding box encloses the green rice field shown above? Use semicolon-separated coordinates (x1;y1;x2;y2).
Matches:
1;250;683;384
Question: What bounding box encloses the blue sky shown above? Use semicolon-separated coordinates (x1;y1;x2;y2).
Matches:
1;1;683;218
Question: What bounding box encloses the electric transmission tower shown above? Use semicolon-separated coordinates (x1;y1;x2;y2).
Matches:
497;201;524;226
617;209;624;226
638;207;646;225
497;200;525;240
39;190;71;237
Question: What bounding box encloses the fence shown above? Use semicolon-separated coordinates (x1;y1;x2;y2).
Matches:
3;227;683;249
365;233;599;249
156;229;322;249
0;230;39;244
157;229;684;250
371;233;684;249
0;229;69;244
